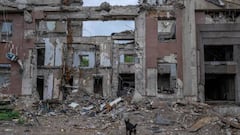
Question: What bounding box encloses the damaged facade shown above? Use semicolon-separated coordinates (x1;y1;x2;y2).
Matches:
0;0;240;104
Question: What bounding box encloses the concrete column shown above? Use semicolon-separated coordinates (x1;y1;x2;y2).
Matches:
182;0;198;100
234;46;240;104
146;68;157;96
135;12;146;95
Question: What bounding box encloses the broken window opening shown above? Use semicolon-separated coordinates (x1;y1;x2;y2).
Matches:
204;45;233;61
120;54;136;64
83;21;135;37
37;48;45;66
158;20;176;42
157;73;174;94
93;76;103;96
205;74;235;101
117;73;135;97
124;54;135;63
114;40;135;45
37;76;44;100
0;64;10;91
0;21;13;41
79;55;89;67
83;0;138;6
157;64;176;94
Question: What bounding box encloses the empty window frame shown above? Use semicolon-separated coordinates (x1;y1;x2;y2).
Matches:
0;22;13;41
204;45;233;61
83;21;135;37
158;20;176;41
79;55;89;67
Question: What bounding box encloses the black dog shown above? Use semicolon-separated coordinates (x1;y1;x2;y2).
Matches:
125;119;137;135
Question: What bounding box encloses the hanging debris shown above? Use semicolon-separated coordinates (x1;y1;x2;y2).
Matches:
205;0;225;7
6;52;23;69
24;10;32;23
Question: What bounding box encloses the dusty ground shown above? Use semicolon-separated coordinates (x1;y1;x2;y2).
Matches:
1;92;240;135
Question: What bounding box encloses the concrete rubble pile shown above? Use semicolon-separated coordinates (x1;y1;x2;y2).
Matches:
0;92;239;134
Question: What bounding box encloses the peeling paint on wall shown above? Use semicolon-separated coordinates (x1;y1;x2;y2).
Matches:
22;50;33;95
159;54;177;63
43;38;54;66
55;38;63;66
44;73;53;100
176;78;183;98
100;52;111;67
53;78;61;99
120;54;124;63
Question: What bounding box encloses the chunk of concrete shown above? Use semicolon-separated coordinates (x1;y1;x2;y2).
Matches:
68;102;79;108
155;113;174;125
188;116;218;132
24;10;32;23
131;89;143;103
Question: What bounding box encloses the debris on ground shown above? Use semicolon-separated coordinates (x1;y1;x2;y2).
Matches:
0;91;240;135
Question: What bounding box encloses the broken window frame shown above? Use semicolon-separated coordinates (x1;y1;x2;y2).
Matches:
79;55;90;67
157;19;176;42
0;21;13;42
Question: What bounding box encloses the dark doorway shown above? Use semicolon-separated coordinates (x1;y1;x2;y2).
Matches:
37;48;45;66
37;76;44;100
94;76;103;96
205;74;235;101
117;73;135;97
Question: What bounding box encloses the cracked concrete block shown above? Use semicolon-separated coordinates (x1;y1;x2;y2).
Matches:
24;10;32;23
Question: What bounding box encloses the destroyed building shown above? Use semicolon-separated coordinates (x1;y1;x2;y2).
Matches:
0;0;240;104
